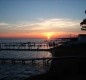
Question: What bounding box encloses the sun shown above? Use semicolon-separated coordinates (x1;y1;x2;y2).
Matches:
43;32;54;39
47;36;50;39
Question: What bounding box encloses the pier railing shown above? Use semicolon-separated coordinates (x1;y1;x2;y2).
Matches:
0;42;56;51
0;57;53;66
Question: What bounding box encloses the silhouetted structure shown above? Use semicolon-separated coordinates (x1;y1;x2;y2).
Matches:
78;34;86;42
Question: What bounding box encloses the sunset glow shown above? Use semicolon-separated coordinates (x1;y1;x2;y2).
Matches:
0;31;81;39
0;0;86;38
43;32;55;39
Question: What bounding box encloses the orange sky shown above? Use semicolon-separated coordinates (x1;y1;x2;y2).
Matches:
0;32;79;39
0;33;42;38
0;18;85;39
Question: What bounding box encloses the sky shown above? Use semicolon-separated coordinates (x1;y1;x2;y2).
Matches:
0;0;86;39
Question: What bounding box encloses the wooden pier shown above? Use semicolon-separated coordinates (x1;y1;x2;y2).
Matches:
0;56;86;65
0;57;53;65
0;42;55;51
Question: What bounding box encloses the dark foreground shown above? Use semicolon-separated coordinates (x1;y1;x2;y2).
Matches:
25;43;86;80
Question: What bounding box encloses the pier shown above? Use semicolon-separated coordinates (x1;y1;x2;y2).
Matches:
0;57;53;66
0;42;56;51
0;56;86;65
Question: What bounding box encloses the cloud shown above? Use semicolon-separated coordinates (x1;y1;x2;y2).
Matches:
0;18;81;34
0;22;9;26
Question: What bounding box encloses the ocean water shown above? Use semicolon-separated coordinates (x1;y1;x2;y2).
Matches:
0;38;48;43
0;38;52;80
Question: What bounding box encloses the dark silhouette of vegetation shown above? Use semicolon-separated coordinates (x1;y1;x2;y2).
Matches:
80;19;86;25
80;10;86;30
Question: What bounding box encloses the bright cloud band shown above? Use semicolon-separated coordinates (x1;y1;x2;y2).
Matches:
0;18;84;38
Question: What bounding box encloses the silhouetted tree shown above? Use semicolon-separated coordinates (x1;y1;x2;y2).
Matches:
80;10;86;30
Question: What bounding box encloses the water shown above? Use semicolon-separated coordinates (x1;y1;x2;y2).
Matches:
0;38;52;80
0;38;47;43
0;51;51;59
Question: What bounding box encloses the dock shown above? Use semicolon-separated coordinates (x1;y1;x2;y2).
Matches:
0;56;86;65
0;42;55;51
0;57;53;66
